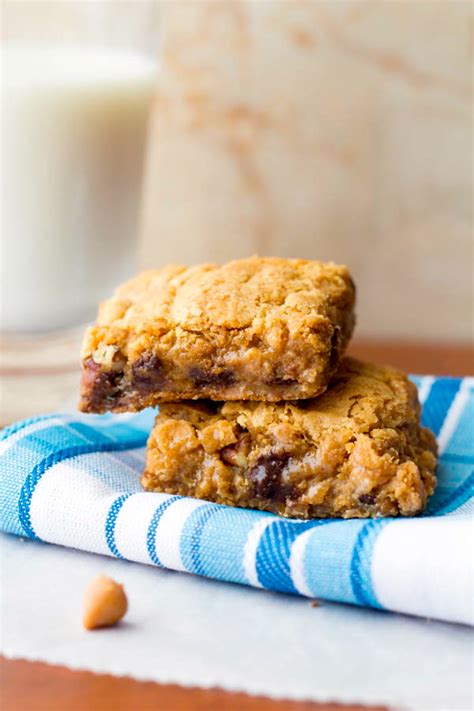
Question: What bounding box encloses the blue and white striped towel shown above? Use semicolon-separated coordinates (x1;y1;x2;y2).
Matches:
1;376;472;625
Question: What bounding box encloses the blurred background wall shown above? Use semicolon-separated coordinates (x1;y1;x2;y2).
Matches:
2;1;161;55
4;1;473;341
142;1;472;341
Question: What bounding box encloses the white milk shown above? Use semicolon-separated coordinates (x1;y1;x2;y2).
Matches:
1;48;156;332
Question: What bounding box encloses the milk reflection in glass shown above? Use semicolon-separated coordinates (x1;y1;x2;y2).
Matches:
1;49;156;331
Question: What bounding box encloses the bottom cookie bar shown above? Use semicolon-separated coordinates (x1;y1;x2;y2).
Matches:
142;358;438;519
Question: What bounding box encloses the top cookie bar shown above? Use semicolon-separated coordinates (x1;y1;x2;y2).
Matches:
79;256;355;412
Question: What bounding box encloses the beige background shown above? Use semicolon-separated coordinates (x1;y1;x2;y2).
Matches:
3;1;473;341
2;1;161;55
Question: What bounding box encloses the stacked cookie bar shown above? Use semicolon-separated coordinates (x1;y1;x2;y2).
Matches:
80;257;437;519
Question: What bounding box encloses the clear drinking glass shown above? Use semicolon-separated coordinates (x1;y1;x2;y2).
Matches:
0;1;160;423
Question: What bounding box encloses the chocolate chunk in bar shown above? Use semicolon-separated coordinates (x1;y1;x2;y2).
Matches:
132;353;165;392
248;452;290;499
189;367;235;388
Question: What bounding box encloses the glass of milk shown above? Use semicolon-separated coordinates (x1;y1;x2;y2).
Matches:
1;47;157;332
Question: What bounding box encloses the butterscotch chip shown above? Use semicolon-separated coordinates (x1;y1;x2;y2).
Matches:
83;575;128;630
79;257;355;411
142;358;438;519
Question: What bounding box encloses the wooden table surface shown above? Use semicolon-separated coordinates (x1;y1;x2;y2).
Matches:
1;340;472;711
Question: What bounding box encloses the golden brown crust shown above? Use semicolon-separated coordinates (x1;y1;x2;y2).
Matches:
143;358;438;519
79;257;355;411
